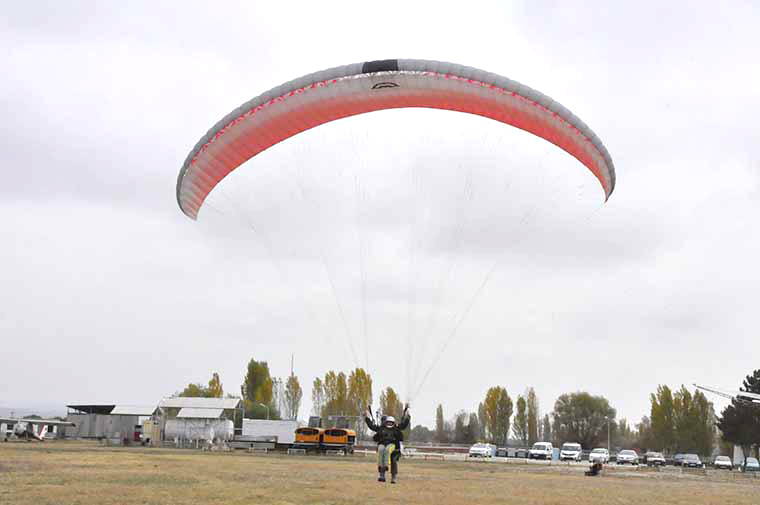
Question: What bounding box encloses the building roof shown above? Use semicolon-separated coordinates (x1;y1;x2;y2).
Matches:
110;405;158;416
67;405;115;415
176;408;224;419
158;397;241;410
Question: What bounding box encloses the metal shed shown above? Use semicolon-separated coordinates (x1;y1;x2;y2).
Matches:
65;404;158;441
157;398;242;443
158;398;242;410
176;408;224;419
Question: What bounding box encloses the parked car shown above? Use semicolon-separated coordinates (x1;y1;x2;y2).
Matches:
514;447;529;459
529;442;554;460
560;442;583;462
742;458;760;472
616;450;639;465
589;448;610;464
713;456;733;470
682;454;703;468
495;447;508;458
468;443;496;458
645;452;666;466
672;453;685;466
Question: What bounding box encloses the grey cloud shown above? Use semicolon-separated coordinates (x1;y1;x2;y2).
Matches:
2;1;759;428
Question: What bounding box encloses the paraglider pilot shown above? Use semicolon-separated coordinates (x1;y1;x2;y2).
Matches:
365;404;410;483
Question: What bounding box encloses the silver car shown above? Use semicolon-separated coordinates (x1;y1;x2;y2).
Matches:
645;451;666;466
616;450;639;465
468;443;496;458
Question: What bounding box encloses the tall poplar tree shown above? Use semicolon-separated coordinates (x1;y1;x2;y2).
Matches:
513;395;528;445
526;388;539;445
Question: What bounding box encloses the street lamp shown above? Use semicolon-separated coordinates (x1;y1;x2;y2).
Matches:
258;403;269;420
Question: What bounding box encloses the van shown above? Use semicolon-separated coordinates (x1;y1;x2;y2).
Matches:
529;442;554;460
560;442;582;461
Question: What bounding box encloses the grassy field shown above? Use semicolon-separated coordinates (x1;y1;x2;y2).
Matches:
1;441;758;505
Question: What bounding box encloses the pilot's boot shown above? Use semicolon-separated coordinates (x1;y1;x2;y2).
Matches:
378;466;386;482
391;474;397;484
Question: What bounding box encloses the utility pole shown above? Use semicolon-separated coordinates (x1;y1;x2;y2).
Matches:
607;417;611;452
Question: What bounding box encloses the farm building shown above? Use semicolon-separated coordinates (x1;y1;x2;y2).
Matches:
65;404;157;441
158;397;241;443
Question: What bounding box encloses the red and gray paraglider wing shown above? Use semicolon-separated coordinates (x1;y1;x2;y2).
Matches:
176;59;616;219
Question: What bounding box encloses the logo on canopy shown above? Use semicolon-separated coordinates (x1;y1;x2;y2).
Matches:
371;82;399;90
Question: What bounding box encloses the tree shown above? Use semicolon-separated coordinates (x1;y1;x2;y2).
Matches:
613;418;636;449
637;416;654;450
241;360;273;404
649;384;715;455
650;385;676;453
552;391;615;448
179;383;207;398
443;420;455;444
322;371;349;418
179;372;224;398
718;369;760;461
284;374;303;420
348;368;373;413
496;389;514;445
673;386;713;455
672;386;696;452
241;359;277;419
513;395;528;445
379;387;403;420
322;371;337;416
542;414;552;443
348;368;373;440
454;410;468;444
694;391;716;456
482;386;513;445
435;404;445;443
477;402;487;440
207;373;223;398
467;412;480;444
409;424;433;443
311;377;325;416
526;388;539;445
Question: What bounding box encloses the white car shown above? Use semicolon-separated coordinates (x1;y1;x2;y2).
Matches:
468;443;496;458
560;442;583;462
529;442;554;460
589;448;609;463
713;455;733;470
616;450;639;465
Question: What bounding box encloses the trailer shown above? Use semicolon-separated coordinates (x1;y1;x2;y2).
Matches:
242;419;298;445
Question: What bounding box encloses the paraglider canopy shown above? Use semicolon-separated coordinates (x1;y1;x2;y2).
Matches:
176;59;616;219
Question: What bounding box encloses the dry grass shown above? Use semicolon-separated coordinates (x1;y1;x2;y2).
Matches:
1;441;758;505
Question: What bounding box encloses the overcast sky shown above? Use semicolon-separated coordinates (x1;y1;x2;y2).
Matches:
2;1;758;428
